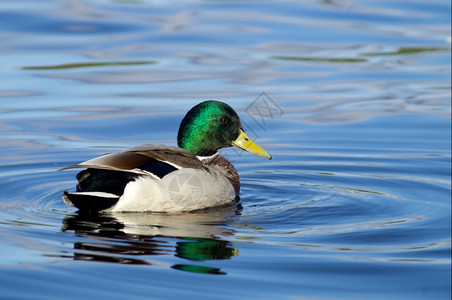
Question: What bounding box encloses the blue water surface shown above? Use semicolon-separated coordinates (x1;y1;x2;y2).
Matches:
0;0;450;299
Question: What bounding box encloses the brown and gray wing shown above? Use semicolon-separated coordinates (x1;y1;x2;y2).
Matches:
60;144;207;176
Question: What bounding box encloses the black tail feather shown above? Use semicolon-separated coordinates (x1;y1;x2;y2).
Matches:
63;191;119;212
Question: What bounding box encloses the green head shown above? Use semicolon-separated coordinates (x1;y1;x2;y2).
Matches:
177;100;241;156
177;100;271;159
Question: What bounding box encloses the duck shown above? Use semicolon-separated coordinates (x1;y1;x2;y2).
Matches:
61;100;271;213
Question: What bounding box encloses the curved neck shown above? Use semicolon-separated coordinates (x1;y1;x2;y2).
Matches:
177;125;220;156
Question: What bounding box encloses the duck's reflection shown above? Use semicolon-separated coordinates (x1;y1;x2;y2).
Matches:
62;205;241;274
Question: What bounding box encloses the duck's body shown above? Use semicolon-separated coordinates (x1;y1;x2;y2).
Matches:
62;101;271;213
63;145;239;212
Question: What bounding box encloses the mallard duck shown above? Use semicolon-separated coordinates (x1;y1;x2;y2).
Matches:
62;100;271;212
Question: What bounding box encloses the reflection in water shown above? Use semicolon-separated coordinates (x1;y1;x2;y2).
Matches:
61;206;240;274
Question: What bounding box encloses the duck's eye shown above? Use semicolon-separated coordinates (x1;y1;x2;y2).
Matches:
219;117;229;125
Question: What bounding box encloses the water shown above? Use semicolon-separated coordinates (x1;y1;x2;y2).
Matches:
0;0;450;299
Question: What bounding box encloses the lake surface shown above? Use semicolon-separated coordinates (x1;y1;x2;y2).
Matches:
0;0;450;299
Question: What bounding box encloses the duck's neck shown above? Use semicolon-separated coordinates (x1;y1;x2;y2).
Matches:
177;124;221;156
178;137;218;156
196;153;218;160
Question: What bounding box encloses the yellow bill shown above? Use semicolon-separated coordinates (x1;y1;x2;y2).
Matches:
232;129;272;160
